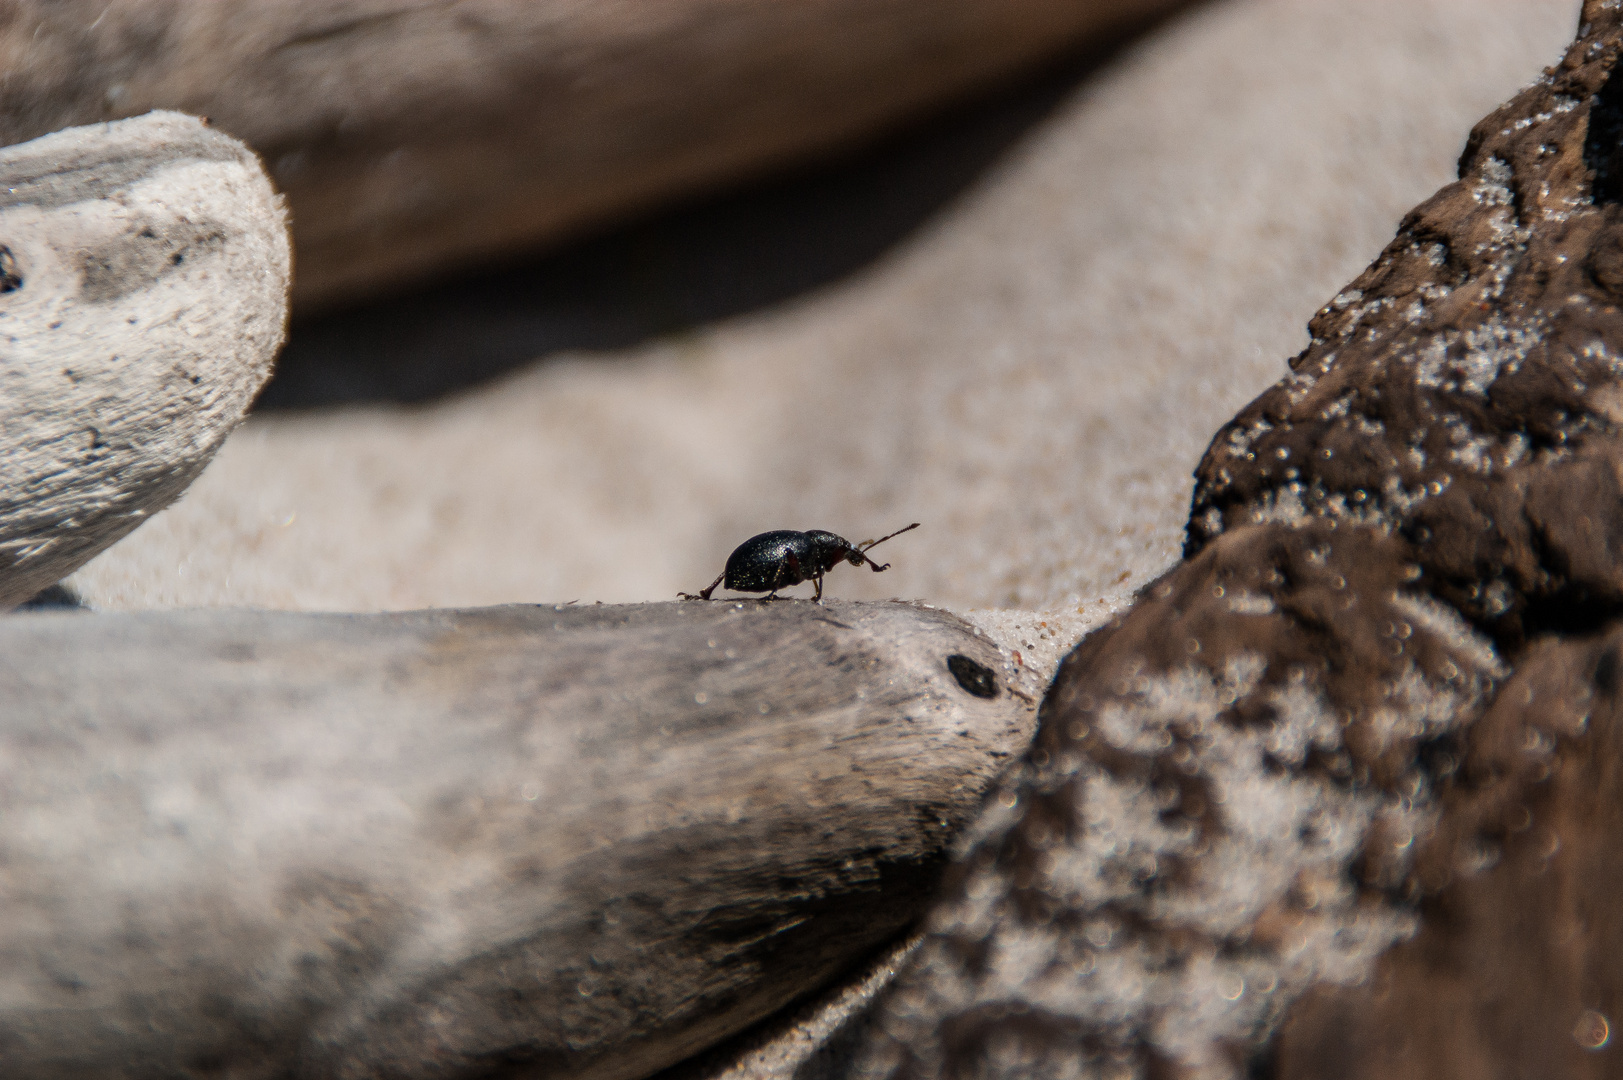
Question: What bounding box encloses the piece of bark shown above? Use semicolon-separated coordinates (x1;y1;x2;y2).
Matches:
844;5;1623;1078
849;523;1505;1079
1184;1;1623;650
1268;623;1623;1079
0;110;289;611
0;599;1037;1080
0;0;1182;311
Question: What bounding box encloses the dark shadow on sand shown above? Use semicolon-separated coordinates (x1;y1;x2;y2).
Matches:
255;7;1195;410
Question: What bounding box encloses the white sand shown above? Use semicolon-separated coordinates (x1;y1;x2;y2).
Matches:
70;0;1580;672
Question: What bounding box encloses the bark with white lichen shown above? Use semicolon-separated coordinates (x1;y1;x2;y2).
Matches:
852;4;1623;1076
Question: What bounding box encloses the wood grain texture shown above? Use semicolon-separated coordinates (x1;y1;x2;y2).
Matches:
0;599;1037;1080
0;110;289;610
0;0;1180;309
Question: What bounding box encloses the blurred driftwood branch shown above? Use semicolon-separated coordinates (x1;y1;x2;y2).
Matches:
0;0;1183;310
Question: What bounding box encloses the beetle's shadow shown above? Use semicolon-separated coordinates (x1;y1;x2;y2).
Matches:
255;7;1192;410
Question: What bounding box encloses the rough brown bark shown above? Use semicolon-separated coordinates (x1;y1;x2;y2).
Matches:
851;524;1504;1079
1270;626;1623;1079
1185;0;1623;651
851;4;1623;1077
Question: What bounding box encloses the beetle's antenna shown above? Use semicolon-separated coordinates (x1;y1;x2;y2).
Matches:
857;522;920;553
853;522;920;571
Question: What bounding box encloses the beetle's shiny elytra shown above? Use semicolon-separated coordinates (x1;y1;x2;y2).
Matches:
680;523;920;602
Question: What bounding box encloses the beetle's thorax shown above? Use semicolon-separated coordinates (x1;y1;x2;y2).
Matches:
800;531;857;573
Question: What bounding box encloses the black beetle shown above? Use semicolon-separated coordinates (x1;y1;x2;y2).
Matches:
681;523;920;602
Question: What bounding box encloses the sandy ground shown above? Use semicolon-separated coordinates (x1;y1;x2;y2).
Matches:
69;0;1581;676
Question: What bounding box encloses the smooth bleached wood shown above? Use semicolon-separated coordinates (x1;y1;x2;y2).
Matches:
0;110;289;610
0;599;1037;1080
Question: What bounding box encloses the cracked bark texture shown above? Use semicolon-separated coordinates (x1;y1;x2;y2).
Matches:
850;4;1623;1077
1186;0;1623;651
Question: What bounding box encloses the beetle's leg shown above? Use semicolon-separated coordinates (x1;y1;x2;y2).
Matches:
813;575;824;603
679;571;726;601
847;546;892;573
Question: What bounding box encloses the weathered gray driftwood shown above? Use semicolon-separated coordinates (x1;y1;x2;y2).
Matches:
0;111;289;611
0;599;1036;1080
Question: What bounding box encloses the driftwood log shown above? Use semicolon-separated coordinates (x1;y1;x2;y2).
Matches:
0;0;1181;310
851;4;1623;1077
0;599;1037;1080
0;111;289;610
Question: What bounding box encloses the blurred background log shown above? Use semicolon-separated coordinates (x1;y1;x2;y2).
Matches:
0;0;1184;311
